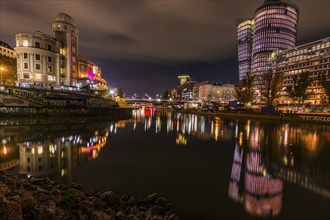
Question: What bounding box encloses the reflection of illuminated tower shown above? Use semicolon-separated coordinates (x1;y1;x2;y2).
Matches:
244;127;283;217
52;13;79;86
229;144;244;202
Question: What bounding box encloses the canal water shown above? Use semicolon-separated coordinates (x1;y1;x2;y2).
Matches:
1;109;330;219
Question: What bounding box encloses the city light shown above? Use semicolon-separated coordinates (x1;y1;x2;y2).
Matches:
0;66;5;85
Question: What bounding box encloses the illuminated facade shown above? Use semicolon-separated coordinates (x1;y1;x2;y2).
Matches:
237;19;254;81
52;13;79;87
14;13;108;90
0;40;16;59
272;37;330;109
177;80;197;100
238;0;299;103
78;56;108;90
178;75;191;85
193;82;236;102
15;31;61;87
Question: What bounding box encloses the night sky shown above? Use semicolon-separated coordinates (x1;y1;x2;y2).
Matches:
1;0;329;97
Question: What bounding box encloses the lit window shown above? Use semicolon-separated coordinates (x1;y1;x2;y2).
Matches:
36;74;41;80
23;40;29;47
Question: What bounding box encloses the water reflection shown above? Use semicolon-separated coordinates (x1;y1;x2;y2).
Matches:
0;117;120;182
0;111;329;218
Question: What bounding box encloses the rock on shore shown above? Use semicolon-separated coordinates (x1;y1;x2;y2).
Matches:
0;171;179;220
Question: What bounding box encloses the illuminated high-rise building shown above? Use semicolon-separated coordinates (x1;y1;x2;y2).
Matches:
237;19;254;81
52;13;79;87
251;0;299;102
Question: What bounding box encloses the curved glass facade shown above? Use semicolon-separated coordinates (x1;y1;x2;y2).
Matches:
251;1;298;101
237;20;254;81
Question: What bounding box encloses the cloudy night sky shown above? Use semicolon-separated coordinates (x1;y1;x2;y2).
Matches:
1;0;329;97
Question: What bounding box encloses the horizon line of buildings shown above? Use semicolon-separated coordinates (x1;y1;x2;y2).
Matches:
168;75;236;103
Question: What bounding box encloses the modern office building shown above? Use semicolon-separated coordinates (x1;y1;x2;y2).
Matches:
177;80;197;101
0;41;17;59
178;75;191;85
237;19;254;81
272;36;330;109
15;31;61;87
238;0;299;104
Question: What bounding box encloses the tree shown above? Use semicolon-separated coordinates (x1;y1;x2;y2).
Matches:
262;70;284;106
318;72;330;106
237;74;254;105
163;89;170;100
0;54;17;85
286;72;310;105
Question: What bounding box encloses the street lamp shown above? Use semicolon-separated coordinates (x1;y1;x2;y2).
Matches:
0;66;5;85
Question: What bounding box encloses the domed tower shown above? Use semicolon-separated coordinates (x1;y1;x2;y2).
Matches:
52;13;79;86
251;0;298;103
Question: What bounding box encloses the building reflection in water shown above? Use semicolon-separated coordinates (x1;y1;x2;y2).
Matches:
229;120;330;218
0;119;110;182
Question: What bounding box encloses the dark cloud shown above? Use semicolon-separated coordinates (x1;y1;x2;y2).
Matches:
0;0;329;96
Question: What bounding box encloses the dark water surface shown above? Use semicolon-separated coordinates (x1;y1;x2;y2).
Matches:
1;110;330;219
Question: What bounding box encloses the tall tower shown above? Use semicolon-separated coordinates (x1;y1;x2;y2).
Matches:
52;13;79;86
251;0;298;103
237;19;254;82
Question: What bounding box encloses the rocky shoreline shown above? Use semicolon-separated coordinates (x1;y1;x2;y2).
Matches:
0;171;179;220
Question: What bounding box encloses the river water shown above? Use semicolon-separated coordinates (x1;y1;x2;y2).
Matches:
0;109;329;219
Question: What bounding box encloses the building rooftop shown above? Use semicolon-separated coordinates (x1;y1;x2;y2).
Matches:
55;13;76;27
0;40;14;50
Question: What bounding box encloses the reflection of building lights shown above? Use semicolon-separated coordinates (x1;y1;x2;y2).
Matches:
3;146;7;156
175;133;187;145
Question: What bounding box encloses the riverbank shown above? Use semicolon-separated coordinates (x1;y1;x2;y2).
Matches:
0;171;179;220
170;109;330;124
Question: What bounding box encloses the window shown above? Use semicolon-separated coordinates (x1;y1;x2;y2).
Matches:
47;45;52;51
17;62;20;69
27;157;30;163
23;40;29;47
35;41;40;48
35;54;41;60
23;73;29;79
72;47;76;53
47;57;52;63
24;53;28;59
48;75;56;81
24;63;28;69
80;65;85;71
47;66;53;72
64;25;67;30
36;64;41;70
36;74;41;80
